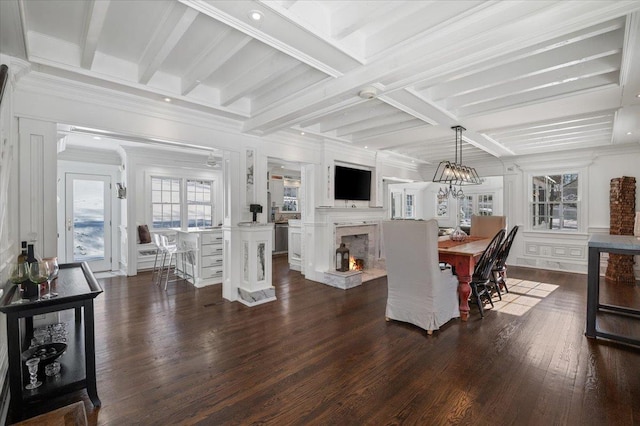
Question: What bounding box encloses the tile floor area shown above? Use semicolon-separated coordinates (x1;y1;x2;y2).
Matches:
487;278;559;316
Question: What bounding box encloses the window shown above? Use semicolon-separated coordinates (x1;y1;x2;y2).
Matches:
460;194;494;227
187;179;213;228
531;173;578;230
151;176;215;229
152;177;181;228
405;194;415;218
283;184;299;211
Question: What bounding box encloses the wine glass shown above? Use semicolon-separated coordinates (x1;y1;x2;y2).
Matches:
8;263;29;303
42;257;59;298
25;358;42;389
28;262;48;300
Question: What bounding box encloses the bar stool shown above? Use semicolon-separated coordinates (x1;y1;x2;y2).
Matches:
151;233;165;286
158;235;196;291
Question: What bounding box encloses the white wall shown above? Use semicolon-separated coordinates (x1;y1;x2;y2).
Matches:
505;145;640;274
388;176;504;228
0;55;23;422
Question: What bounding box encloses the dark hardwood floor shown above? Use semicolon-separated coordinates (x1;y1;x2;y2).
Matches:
9;257;640;425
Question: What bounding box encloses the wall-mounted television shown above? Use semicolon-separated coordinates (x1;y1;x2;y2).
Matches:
334;165;372;201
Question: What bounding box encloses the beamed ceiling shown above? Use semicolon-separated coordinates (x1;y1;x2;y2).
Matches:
1;0;639;167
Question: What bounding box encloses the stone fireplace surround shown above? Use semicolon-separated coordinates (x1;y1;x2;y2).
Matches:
314;207;387;289
335;224;379;271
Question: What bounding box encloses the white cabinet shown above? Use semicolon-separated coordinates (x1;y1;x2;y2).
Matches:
270;179;284;207
177;229;223;287
288;219;302;271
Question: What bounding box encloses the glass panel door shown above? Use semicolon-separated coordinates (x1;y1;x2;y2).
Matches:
65;173;112;272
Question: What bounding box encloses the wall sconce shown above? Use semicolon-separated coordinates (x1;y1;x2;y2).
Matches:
116;183;127;199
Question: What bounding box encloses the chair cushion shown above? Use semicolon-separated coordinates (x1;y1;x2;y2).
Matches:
138;224;151;244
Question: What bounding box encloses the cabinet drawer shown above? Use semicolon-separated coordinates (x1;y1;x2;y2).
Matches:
201;256;223;268
202;232;223;245
202;266;223;279
201;244;223;256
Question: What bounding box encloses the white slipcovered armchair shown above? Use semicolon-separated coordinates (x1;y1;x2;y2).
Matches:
382;219;460;334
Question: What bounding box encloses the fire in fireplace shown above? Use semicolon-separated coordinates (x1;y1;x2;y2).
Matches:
350;257;364;271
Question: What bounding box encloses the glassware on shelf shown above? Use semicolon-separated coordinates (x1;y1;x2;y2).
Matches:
42;257;59;298
28;261;49;299
45;361;61;377
25;358;42;390
8;263;29;302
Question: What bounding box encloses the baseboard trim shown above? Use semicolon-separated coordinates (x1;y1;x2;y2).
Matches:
0;370;9;426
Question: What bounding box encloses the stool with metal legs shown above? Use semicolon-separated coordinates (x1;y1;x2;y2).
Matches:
151;233;166;286
159;235;196;291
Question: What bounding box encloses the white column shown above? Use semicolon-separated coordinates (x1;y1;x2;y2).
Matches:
18;117;57;257
237;223;275;306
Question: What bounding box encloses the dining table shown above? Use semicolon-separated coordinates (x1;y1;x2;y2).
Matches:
438;235;491;321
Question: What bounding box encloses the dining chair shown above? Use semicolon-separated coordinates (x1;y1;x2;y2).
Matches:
489;225;520;298
470;215;506;238
469;228;506;318
382;219;460;334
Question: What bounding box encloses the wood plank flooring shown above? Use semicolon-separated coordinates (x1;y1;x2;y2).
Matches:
9;257;640;425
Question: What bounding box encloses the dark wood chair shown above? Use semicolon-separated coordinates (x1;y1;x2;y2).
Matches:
489;225;520;299
469;228;506;318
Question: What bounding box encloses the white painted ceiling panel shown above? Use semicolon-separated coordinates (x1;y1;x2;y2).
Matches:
2;0;638;169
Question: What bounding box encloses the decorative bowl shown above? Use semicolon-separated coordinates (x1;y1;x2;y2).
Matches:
21;343;67;367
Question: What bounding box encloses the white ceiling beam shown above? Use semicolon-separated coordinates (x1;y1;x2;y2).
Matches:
381;89;457;126
138;4;199;84
336;112;414;137
220;53;298;107
299;100;370;128
251;65;328;113
486;110;616;138
447;54;621;110
430;29;624;101
318;103;392;132
181;0;360;76
350;119;425;141
492;119;614;143
330;2;405;39
502;128;613;148
458;73;620;117
80;0;110;70
181;29;252;96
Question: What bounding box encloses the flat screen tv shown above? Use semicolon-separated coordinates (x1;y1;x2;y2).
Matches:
334;165;371;201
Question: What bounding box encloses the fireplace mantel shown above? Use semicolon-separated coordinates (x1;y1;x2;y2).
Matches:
303;205;387;286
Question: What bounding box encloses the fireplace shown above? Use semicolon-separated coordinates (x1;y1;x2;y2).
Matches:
341;233;369;271
333;223;385;278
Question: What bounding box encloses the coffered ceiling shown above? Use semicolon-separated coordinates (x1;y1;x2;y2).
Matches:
1;0;639;167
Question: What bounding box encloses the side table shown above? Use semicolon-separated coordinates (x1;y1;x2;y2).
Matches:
0;262;103;421
586;234;640;347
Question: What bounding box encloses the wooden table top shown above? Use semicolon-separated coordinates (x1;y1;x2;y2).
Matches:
438;236;490;257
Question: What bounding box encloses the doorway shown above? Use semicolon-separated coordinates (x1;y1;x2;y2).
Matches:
64;173;112;272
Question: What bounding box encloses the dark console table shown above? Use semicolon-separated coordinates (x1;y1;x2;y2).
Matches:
0;262;102;420
586;234;640;347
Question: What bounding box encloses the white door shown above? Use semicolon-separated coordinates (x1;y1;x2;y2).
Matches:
65;173;112;272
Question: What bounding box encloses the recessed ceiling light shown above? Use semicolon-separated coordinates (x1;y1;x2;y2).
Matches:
280;165;284;168
364;146;368;149
627;132;633;135
164;97;172;102
636;93;640;98
93;136;101;140
300;132;305;135
248;10;262;21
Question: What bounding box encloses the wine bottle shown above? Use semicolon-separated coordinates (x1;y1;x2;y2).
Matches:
17;241;27;264
22;243;39;299
26;244;36;264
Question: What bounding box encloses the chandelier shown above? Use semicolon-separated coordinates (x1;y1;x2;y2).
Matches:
433;125;481;200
